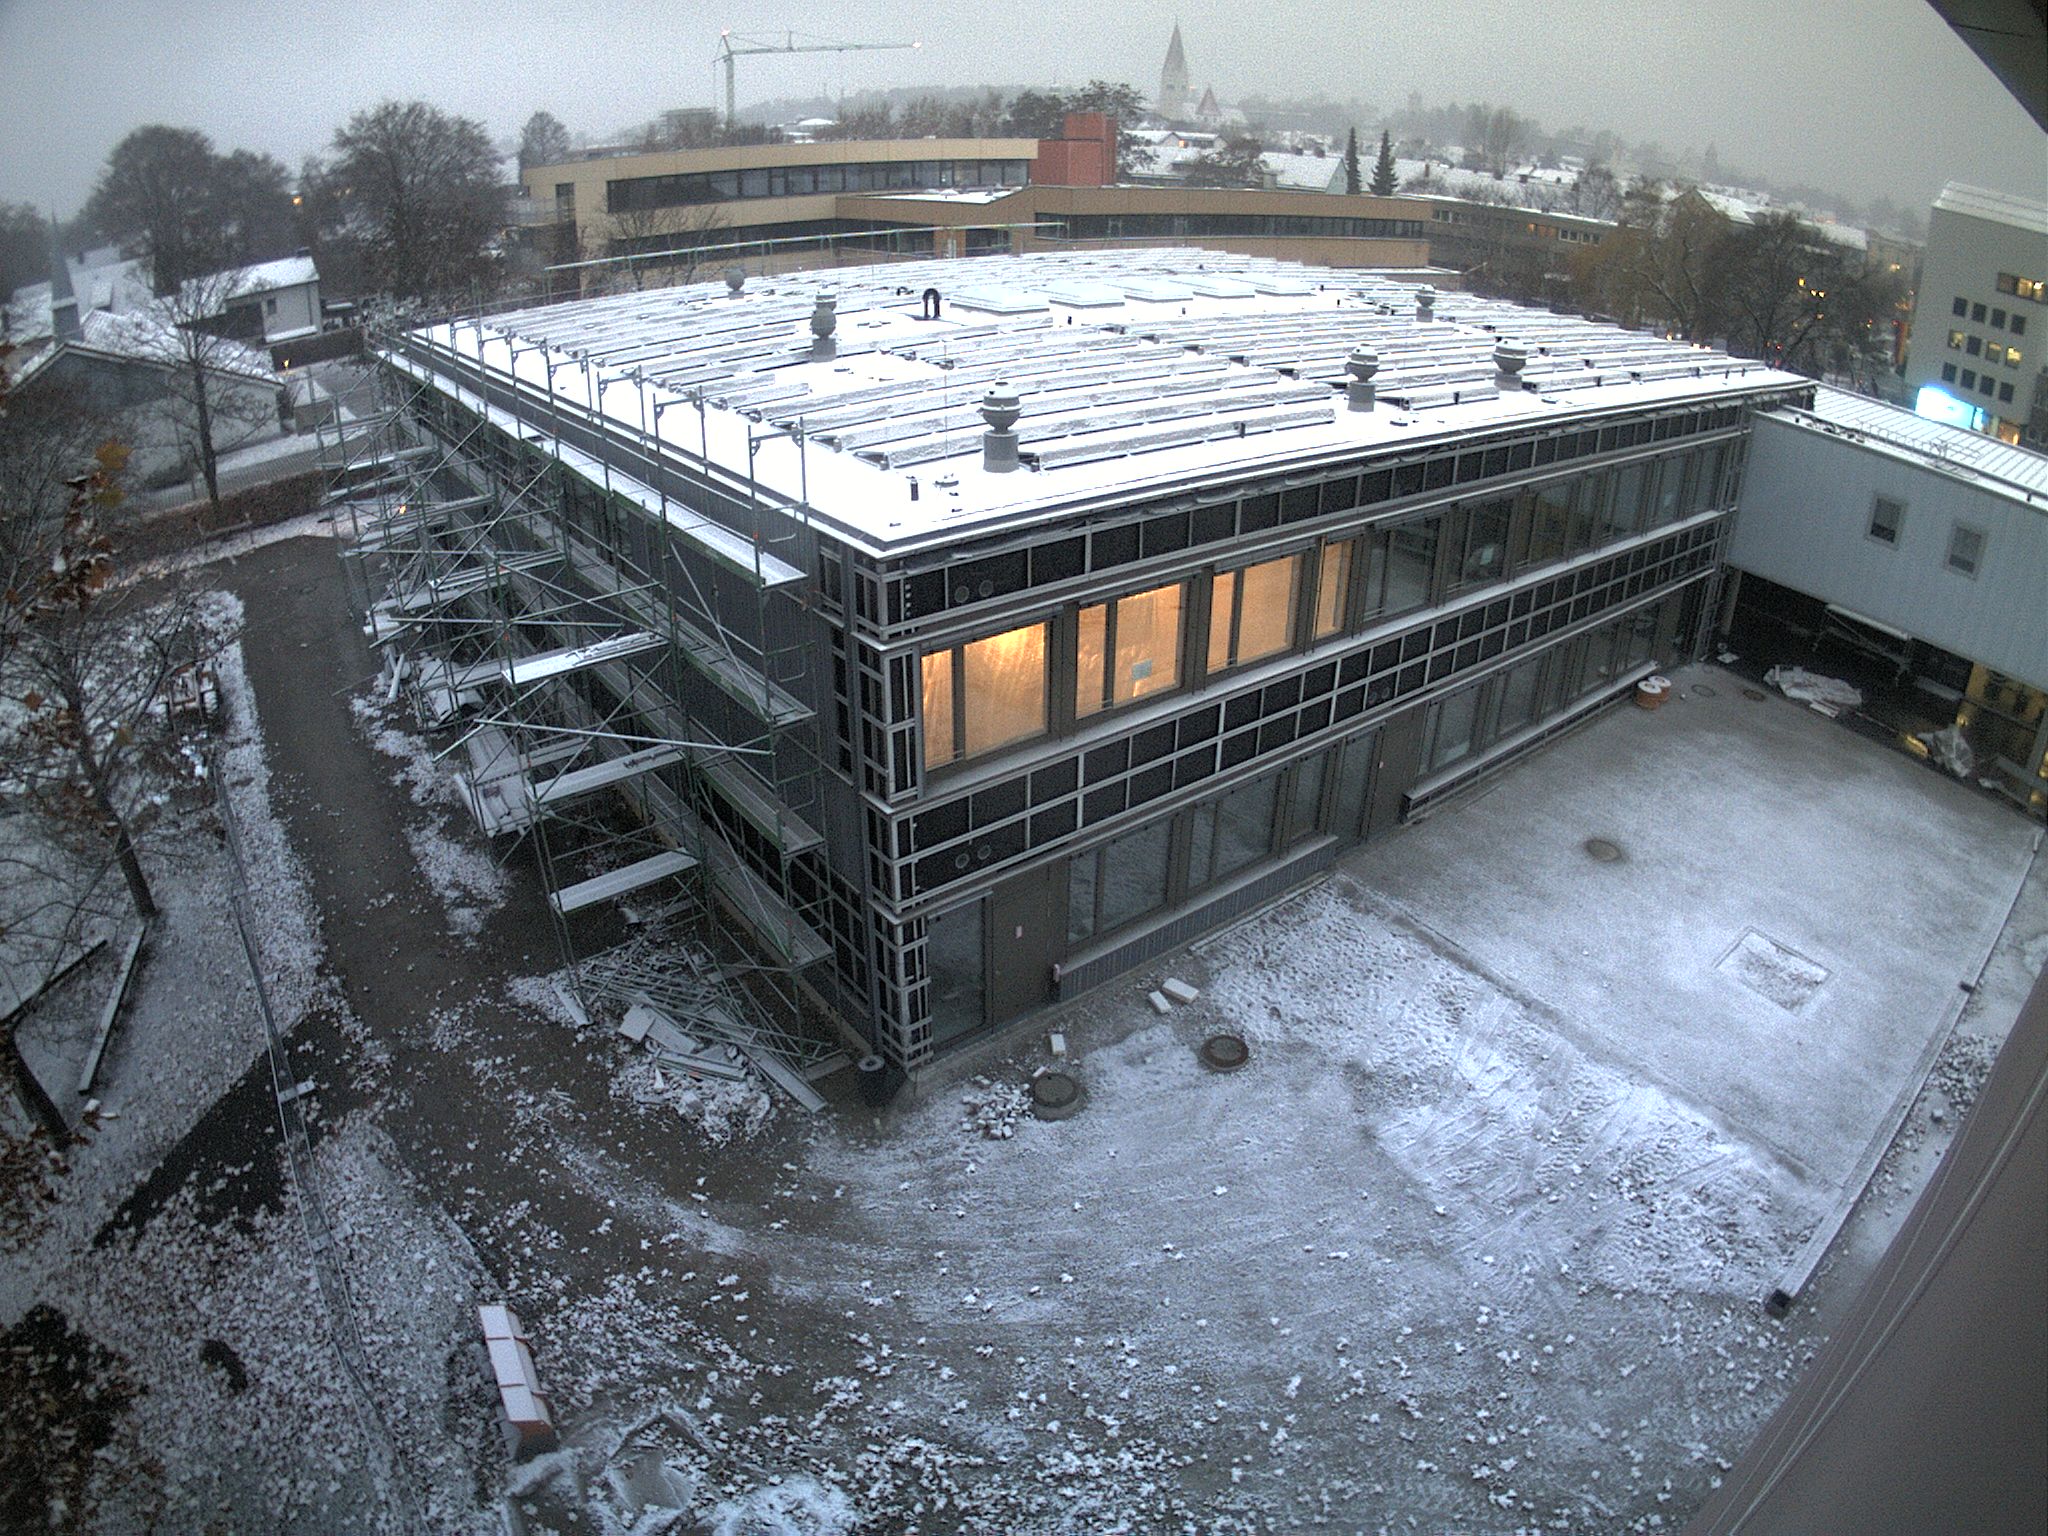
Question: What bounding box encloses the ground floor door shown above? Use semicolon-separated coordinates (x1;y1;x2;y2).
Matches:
987;863;1063;1025
1368;705;1427;837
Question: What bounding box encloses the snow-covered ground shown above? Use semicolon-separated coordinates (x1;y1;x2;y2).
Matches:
7;564;2039;1536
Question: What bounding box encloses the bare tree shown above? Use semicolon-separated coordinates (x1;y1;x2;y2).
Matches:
1;433;220;1135
125;272;282;523
1570;163;1623;222
593;204;729;293
81;126;225;294
517;110;572;175
325;100;504;301
1474;106;1527;178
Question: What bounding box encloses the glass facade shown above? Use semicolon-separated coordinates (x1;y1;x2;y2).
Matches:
1076;581;1184;718
923;622;1048;771
1210;555;1300;672
610;157;1030;213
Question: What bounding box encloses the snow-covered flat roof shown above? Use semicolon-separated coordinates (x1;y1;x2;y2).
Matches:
1932;181;2048;236
1782;385;2048;507
394;251;1806;557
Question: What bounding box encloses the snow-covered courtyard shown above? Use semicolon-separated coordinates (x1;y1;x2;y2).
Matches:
2;536;2040;1533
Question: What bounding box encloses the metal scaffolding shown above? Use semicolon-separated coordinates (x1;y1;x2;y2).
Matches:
320;296;847;1099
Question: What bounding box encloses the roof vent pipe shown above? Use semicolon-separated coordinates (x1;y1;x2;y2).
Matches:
810;292;837;357
1345;346;1379;411
1415;285;1436;322
1493;339;1528;389
725;265;746;295
982;382;1022;473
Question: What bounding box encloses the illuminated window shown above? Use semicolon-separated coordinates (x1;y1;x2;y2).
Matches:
1948;330;1966;349
1075;581;1184;718
1207;555;1299;673
2005;346;2023;367
921;648;955;767
921;621;1048;771
1868;495;1904;546
1313;541;1353;639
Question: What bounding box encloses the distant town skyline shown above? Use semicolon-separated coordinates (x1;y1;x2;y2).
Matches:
0;0;2041;223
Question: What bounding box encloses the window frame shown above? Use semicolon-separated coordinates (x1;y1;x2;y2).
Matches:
1206;552;1304;676
1867;495;1905;548
1074;578;1188;722
1945;521;1986;579
920;619;1051;775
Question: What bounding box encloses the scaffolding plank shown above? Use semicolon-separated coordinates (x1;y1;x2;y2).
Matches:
738;1042;827;1112
699;757;823;856
503;631;664;688
674;623;812;727
549;850;698;915
709;857;830;969
532;745;685;808
391;549;559;614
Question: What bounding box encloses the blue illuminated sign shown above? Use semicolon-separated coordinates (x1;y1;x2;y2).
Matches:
1914;385;1987;432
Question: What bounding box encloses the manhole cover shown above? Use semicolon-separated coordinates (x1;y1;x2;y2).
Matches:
1742;687;1767;701
1030;1070;1082;1120
1584;837;1624;863
1199;1033;1250;1072
1691;682;1718;698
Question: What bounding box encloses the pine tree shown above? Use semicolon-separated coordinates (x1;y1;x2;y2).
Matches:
1369;129;1398;197
1342;127;1362;195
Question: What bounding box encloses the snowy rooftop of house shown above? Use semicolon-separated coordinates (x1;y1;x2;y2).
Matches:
1932;181;2048;236
1778;384;2048;508
394;250;1806;557
1392;158;1591;214
1258;151;1345;192
221;253;319;296
4;254;154;344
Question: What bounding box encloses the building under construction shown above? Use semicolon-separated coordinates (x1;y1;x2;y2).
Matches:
328;250;1811;1079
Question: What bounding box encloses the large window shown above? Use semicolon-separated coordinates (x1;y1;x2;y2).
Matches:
922;621;1048;772
1380;518;1439;614
1067;818;1173;946
1208;555;1299;672
1314;541;1353;639
1424;683;1483;771
1076;581;1184;718
1186;770;1281;892
1453;499;1511;593
1521;480;1574;568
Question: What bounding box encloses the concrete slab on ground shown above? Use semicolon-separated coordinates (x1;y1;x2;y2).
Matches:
1339;664;2038;1192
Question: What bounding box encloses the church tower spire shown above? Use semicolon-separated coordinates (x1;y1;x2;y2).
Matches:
1159;23;1190;120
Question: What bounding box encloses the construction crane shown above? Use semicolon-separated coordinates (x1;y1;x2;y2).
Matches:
716;30;920;129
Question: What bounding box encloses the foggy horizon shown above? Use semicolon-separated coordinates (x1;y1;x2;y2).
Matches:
0;0;2042;226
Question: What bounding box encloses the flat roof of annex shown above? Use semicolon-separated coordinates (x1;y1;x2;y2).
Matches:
398;251;1807;559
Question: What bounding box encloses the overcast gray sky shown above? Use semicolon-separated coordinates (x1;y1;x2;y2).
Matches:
1;0;2041;219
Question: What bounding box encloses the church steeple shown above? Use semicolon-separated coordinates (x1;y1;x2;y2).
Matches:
1159;23;1190;120
47;215;79;343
